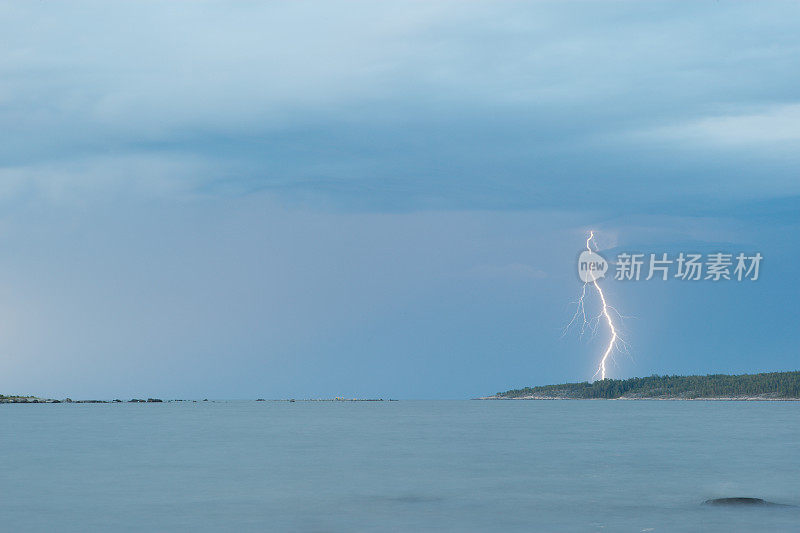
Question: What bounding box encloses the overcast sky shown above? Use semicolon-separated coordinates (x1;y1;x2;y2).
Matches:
1;1;798;399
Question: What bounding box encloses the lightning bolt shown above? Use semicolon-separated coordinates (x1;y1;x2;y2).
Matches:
564;230;628;380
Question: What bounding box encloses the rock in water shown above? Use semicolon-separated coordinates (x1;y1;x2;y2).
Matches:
704;498;768;506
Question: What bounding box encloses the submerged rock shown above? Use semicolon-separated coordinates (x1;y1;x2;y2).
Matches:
704;497;779;506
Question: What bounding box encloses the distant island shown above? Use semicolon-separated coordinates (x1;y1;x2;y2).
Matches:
487;371;800;400
0;396;164;404
0;396;392;404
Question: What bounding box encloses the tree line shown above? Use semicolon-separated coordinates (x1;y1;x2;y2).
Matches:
498;371;800;399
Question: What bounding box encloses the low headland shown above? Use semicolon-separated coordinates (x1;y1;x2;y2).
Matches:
486;371;800;400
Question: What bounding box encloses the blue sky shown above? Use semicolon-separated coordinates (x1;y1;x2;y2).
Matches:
0;1;798;399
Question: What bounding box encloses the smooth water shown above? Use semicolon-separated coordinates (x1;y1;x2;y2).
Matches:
1;400;798;532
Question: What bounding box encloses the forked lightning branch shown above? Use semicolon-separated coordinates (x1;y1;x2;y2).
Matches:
566;231;764;381
564;231;625;381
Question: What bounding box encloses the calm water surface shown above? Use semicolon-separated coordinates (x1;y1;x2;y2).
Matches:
1;400;798;532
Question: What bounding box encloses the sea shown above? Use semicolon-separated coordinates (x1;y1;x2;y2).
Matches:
1;400;798;532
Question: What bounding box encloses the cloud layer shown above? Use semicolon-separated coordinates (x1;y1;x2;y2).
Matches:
2;1;799;211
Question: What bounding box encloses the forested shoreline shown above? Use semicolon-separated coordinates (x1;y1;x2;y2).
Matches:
493;371;800;399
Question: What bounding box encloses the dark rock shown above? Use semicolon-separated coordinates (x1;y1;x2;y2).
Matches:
704;497;776;506
146;398;163;403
